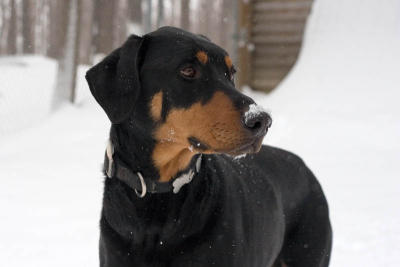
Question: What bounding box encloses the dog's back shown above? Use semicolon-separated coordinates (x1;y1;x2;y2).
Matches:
240;146;332;266
185;145;332;267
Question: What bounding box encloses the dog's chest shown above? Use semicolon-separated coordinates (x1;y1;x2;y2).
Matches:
168;215;284;267
166;181;284;266
103;158;285;267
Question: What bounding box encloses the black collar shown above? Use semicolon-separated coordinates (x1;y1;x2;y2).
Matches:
104;141;202;197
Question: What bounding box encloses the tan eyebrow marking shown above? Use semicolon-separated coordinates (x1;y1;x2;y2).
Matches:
196;51;208;65
224;56;233;69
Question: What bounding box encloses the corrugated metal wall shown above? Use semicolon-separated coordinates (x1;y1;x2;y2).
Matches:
239;0;313;92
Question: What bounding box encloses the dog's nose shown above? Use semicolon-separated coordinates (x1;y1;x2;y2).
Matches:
242;108;272;137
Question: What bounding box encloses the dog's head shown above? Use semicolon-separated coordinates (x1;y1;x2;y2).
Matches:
86;27;271;181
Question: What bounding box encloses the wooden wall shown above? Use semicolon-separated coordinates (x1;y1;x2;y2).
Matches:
239;0;313;92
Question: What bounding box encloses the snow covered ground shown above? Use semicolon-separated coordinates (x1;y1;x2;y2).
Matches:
0;62;108;266
0;56;57;136
1;0;399;266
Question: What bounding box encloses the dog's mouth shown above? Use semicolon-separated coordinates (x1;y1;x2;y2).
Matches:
188;135;265;156
224;136;264;156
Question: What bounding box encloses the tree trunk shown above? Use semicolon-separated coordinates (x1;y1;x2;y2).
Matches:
0;0;10;54
78;0;94;64
169;0;177;26
156;0;164;28
53;0;80;106
48;0;69;59
220;0;234;52
69;0;80;103
34;0;50;56
207;1;218;42
142;0;152;34
128;0;142;24
196;0;208;35
180;0;190;31
7;0;17;54
113;0;128;48
95;0;115;54
22;0;36;53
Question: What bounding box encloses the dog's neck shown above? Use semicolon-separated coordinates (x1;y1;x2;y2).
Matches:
152;141;199;182
104;125;221;248
110;124;199;185
102;152;220;250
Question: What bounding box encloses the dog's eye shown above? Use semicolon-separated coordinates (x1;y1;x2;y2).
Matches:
229;67;237;82
180;66;197;79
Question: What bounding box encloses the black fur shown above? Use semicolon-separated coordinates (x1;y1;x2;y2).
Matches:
86;27;332;267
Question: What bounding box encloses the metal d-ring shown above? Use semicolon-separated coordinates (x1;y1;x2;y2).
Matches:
135;172;147;198
106;140;114;178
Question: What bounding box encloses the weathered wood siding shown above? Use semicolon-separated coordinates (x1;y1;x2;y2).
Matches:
240;0;313;92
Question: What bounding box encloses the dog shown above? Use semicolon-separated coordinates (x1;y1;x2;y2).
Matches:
86;26;332;267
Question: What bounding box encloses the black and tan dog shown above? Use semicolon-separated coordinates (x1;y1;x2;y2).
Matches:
86;27;332;267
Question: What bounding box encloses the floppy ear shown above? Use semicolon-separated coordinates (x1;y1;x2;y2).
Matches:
85;35;145;123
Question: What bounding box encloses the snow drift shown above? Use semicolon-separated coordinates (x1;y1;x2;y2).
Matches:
0;56;56;136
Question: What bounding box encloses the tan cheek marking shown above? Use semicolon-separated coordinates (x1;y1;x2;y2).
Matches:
196;51;208;64
150;91;163;121
225;56;233;69
153;91;244;182
154;146;194;182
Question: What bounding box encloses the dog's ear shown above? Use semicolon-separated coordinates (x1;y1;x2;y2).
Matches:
85;35;145;123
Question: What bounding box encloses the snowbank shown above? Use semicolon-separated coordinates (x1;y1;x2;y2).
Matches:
0;62;109;266
0;56;57;136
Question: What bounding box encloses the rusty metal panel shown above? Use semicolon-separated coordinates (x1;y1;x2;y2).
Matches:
245;0;313;92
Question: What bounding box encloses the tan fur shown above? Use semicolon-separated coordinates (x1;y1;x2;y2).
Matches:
224;55;233;69
153;144;195;182
196;51;208;65
153;91;247;182
150;91;163;120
